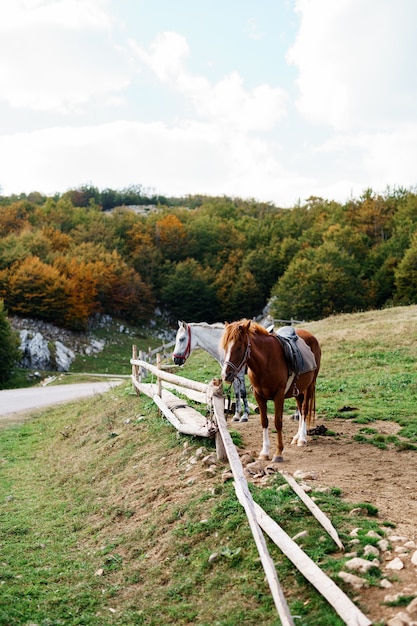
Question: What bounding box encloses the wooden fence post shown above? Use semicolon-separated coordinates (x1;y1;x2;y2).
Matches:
156;353;162;399
132;345;139;395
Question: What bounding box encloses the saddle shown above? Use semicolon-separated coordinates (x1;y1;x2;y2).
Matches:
271;325;317;377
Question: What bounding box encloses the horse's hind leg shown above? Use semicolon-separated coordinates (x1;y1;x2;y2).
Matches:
231;379;242;421
272;392;285;462
232;374;249;422
238;374;249;422
291;393;307;446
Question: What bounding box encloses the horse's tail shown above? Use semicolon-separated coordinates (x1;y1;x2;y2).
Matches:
306;385;316;429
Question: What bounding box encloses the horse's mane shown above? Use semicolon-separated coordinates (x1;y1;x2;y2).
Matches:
190;321;225;330
221;319;268;348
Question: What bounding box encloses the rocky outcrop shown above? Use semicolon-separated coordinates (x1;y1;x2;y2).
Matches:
19;330;76;372
11;317;105;373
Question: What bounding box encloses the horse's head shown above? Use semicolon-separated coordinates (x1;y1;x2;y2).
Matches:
172;320;191;365
220;319;252;383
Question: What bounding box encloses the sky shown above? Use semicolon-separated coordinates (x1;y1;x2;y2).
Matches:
0;0;416;207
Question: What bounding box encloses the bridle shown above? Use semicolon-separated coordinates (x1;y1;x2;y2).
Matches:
223;336;251;379
173;323;192;362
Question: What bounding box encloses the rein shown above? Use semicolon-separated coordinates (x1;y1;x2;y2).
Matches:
224;337;251;377
173;324;192;361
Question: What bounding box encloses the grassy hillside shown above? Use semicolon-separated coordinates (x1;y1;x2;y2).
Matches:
1;305;416;625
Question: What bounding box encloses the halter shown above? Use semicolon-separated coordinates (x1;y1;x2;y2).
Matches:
173;323;192;361
224;337;251;378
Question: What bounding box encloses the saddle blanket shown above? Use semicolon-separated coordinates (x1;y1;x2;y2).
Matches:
274;325;317;376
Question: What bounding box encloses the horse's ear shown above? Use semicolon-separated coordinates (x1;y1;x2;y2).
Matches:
178;320;185;328
245;320;251;331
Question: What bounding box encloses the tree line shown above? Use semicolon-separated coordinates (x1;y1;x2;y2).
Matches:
0;185;416;334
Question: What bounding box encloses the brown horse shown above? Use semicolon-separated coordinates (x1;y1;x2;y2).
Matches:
221;319;321;462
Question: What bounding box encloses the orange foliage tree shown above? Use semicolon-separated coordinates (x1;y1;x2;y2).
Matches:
4;256;69;325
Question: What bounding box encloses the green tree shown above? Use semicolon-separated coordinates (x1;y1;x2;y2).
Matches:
161;259;218;321
270;242;366;320
394;233;417;304
0;299;21;386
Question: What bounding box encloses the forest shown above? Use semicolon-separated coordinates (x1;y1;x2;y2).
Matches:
0;184;416;331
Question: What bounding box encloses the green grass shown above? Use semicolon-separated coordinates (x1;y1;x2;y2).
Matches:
1;305;417;624
0;381;393;626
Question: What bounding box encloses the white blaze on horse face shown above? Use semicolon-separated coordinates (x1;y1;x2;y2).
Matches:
221;340;235;381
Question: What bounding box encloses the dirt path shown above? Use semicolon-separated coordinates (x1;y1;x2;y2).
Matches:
233;412;417;538
230;412;417;625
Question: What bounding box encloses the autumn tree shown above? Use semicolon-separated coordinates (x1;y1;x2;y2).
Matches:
154;214;187;261
4;256;69;325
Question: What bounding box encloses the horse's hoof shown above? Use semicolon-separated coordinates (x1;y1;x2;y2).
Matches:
297;441;307;447
272;455;283;463
239;416;248;423
232;416;240;422
258;454;270;461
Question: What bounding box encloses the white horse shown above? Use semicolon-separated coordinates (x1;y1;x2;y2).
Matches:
172;321;250;422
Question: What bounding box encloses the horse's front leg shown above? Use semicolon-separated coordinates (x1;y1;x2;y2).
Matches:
272;392;285;462
254;393;270;460
291;394;307;446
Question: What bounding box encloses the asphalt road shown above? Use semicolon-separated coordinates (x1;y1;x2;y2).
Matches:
0;380;125;422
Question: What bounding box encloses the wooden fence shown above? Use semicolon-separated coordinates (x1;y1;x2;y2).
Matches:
130;348;371;626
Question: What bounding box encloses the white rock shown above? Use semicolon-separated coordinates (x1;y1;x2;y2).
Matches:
345;557;378;573
380;578;393;588
384;593;402;603
20;330;50;369
293;470;317;480
338;571;368;589
390;611;413;625
386;557;404;570
366;530;382;539
411;550;417;566
407;597;417;613
389;535;408;543
387;617;407;626
54;341;75;371
364;544;380;558
378;539;390;552
85;338;105;355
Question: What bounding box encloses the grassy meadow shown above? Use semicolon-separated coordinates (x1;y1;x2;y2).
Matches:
0;305;416;625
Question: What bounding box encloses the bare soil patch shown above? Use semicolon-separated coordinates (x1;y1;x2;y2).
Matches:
229;411;417;625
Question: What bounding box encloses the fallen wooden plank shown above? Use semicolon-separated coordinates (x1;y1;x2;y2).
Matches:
209;390;295;626
280;471;344;551
161;380;207;404
133;379;215;438
153;394;213;438
250;501;371;626
131;359;208;393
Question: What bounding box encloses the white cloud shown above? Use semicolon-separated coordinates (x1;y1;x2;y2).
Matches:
130;32;288;131
288;0;417;131
0;119;291;200
0;0;128;112
0;0;112;31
